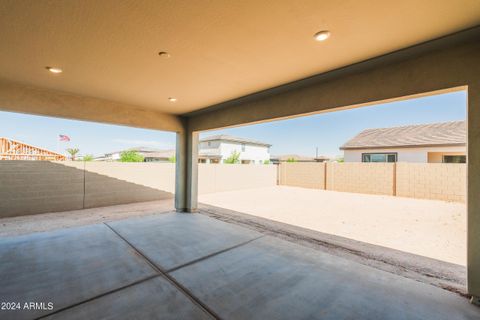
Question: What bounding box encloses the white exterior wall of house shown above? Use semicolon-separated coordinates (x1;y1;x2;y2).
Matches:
198;141;221;159
344;146;466;163
199;140;270;164
106;152;121;161
220;142;270;164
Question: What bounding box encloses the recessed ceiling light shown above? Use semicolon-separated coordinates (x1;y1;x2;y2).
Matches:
168;97;177;102
314;30;331;42
45;66;63;74
158;51;171;58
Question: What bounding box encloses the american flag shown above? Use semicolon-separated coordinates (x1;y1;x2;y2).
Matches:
59;134;70;142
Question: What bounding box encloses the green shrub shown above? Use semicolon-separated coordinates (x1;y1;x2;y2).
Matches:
120;151;144;162
224;151;240;164
66;148;80;161
83;154;94;161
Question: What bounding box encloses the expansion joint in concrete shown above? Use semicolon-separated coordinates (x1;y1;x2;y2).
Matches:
166;235;265;273
103;222;221;320
37;274;161;319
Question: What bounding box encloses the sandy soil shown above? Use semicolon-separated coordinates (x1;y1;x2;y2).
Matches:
199;186;466;266
0;199;174;237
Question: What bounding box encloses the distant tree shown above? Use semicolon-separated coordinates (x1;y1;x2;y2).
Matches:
168;155;176;163
224;151;240;164
286;157;297;163
66;148;80;161
336;157;344;163
263;160;270;164
82;154;94;161
120;151;144;162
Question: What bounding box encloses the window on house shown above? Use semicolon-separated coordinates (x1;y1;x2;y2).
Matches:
241;143;246;152
443;155;466;163
207;142;211;147
362;153;397;163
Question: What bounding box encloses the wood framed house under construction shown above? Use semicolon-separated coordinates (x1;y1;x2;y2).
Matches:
0;137;66;161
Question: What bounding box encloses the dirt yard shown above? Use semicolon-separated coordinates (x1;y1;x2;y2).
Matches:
199;186;466;266
0;199;174;237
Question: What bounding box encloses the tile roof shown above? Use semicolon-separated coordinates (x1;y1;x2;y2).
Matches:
200;135;271;147
143;150;175;158
105;146;163;155
271;154;329;161
340;121;466;150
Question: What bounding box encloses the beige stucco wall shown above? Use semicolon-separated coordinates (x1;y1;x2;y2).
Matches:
279;162;465;202
0;80;183;133
343;146;466;163
427;151;466;163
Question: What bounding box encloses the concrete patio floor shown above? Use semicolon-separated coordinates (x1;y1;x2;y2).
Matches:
1;212;479;320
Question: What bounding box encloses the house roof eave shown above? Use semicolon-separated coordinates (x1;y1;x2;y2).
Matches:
340;142;466;151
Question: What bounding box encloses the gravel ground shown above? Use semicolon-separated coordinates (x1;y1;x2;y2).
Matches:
199;186;467;266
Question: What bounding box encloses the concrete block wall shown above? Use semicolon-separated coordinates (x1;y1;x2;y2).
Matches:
0;161;174;217
278;162;325;189
327;163;395;196
198;164;278;194
0;161;278;218
83;171;172;208
0;161;85;217
59;162;277;196
49;161;174;208
396;163;466;202
58;161;176;193
279;162;466;202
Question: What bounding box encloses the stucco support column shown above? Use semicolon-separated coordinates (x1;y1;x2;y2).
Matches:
468;84;480;304
175;127;199;213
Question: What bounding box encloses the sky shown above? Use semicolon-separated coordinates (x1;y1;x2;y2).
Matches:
204;90;467;158
0;90;466;158
0;112;176;157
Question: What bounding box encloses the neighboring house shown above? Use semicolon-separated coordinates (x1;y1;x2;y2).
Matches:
103;146;160;161
340;121;466;163
0;137;66;161
100;147;174;162
143;150;175;162
199;135;271;164
270;154;329;164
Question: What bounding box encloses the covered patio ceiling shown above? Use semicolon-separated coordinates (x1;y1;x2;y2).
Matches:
0;0;479;115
